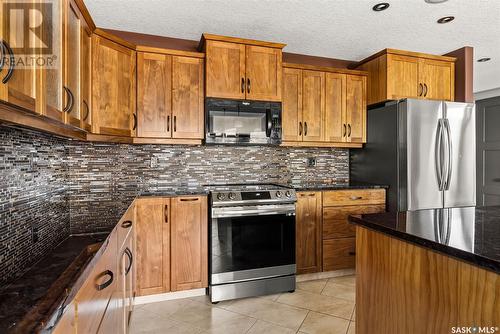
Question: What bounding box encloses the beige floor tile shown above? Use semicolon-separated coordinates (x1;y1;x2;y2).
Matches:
351;306;356;321
277;290;354;320
246;320;297;334
130;310;203;334
170;299;251;331
347;321;355;334
327;275;356;288
299;312;350;334
140;298;193;317
190;295;235;308
200;314;257;333
258;293;282;301
321;281;355;302
296;279;328;294
226;297;308;331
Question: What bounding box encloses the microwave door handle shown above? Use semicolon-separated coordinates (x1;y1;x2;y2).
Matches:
266;108;272;137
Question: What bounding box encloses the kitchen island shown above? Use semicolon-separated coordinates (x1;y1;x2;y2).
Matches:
349;206;499;334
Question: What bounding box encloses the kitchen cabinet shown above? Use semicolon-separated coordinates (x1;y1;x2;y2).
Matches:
282;64;367;147
322;189;385;271
92;34;136;136
356;49;455;105
296;192;322;274
137;52;204;139
135;195;208;295
135;197;170;295
203;34;284;102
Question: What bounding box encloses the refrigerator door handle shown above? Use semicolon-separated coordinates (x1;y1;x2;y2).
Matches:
444;119;453;190
435;119;445;191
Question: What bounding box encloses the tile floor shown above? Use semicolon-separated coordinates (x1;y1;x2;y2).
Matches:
130;275;356;334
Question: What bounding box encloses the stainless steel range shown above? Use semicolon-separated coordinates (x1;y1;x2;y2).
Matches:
208;184;297;303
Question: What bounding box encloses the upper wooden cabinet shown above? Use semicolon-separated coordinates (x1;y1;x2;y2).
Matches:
355;49;455;105
202;34;285;102
296;191;322;274
282;64;367;147
92;34;136;136
137;51;204;140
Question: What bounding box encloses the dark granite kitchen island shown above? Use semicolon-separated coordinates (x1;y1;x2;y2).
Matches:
349;206;500;334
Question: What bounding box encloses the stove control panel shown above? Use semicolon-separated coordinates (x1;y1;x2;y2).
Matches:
211;188;296;205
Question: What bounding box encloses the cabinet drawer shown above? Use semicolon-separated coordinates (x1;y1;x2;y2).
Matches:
323;238;356;271
323;189;385;207
323;205;385;239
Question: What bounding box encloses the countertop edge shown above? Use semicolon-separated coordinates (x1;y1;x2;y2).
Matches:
349;215;500;274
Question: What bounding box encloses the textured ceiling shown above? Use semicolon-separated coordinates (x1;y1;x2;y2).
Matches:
85;0;500;93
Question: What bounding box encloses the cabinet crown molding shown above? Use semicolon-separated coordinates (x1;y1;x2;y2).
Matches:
199;33;286;51
284;62;368;76
353;48;457;68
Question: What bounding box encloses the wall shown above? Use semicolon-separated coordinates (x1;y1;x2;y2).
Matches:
0;125;349;285
0;127;69;286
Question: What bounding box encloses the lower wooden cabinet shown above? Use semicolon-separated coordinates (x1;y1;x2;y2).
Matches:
296;192;322;274
295;189;386;275
135;195;208;296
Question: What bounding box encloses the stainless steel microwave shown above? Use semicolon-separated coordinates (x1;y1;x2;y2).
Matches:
205;98;282;145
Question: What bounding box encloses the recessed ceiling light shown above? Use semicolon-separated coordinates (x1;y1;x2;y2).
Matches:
437;16;455;24
477;57;491;62
425;0;449;3
372;3;390;11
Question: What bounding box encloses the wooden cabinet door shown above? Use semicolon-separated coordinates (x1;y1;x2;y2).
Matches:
323;204;385;239
172;56;204;139
282;68;303;141
137;52;172;138
386;54;419;100
419;59;454;101
170;196;208;291
302;70;325;142
76;231;118;334
324;72;346;143
323;237;356;271
63;0;81;127
296;192;322;274
80;19;92;131
0;0;41;113
135;197;170;296
205;40;245;99
346;75;366;143
245;45;282;101
92;35;136;136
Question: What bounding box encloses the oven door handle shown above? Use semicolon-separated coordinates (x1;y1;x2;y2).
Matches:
212;205;296;218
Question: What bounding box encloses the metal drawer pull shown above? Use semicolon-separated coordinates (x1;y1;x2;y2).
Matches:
348;251;356;256
350;196;362;200
121;220;132;228
180;198;199;202
95;270;114;291
124;248;133;276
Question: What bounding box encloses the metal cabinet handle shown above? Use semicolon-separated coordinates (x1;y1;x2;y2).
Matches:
343;124;347;137
299;122;303;136
132;113;137;130
418;83;423;96
350;196;362;200
180;198;199;202
304;122;308;136
0;40;5;73
82;100;89;121
124;247;133;276
2;41;14;84
167;115;170;132
423;83;428;97
348;251;356;256
121;220;132;228
95;270;114;291
164;204;168;223
247;78;251;94
347;124;351;137
241;78;245;93
173;116;177;132
63;87;74;113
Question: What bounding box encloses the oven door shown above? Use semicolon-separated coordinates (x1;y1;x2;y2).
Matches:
210;204;296;285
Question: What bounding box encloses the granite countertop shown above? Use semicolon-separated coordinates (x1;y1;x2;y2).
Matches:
0;234;108;333
349;206;500;274
139;186;210;197
283;181;388;191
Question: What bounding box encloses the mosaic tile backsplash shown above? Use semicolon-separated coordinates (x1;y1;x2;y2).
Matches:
0;125;348;285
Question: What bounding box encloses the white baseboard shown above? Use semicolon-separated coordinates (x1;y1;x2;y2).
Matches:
134;288;207;305
296;269;355;282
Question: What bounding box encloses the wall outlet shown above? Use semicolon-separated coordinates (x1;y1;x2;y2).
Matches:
307;157;317;167
150;156;159;168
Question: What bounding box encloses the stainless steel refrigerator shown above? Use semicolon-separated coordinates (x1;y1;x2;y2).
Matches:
351;99;476;212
